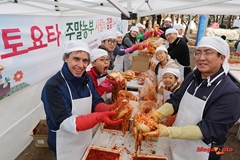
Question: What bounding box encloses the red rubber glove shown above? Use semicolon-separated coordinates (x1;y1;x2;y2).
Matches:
94;102;114;112
100;78;118;93
76;111;124;131
154;29;164;36
124;44;139;54
143;31;153;38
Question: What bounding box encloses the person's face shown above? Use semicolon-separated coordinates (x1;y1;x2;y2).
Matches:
176;29;183;35
138;27;144;34
130;30;138;38
162;73;178;89
156;50;168;62
166;33;178;44
164;21;171;27
91;55;110;74
116;36;123;44
195;47;225;79
65;51;90;77
101;38;117;52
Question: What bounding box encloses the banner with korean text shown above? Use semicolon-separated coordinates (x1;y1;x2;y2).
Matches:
0;14;123;100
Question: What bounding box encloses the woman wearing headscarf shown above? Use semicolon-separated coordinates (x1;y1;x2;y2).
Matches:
173;23;189;43
113;31;147;72
154;45;179;83
122;26;139;71
142;36;240;160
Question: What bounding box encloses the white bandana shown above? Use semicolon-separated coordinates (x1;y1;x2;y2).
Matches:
90;48;108;62
64;40;90;54
197;36;230;74
101;30;117;41
162;68;180;78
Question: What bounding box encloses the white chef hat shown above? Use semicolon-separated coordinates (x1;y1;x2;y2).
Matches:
116;31;123;37
174;23;184;30
197;36;230;74
156;45;168;53
101;30;117;41
141;24;146;29
129;26;139;33
165;17;172;22
64;40;90;54
90;48;108;62
136;23;142;28
162;68;180;78
165;28;179;36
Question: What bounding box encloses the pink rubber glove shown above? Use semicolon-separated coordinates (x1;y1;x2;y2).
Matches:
76;111;124;131
143;31;153;38
154;30;164;36
100;78;117;93
140;42;147;48
124;44;139;54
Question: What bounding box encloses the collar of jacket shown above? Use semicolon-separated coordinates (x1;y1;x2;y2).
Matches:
61;62;88;84
169;37;182;46
193;67;225;86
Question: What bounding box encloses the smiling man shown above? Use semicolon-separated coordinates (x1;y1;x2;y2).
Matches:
98;30;117;71
165;28;191;80
143;36;240;160
41;40;123;160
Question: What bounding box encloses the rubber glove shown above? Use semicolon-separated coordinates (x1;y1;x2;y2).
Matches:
143;124;203;140
100;78;117;93
154;29;164;37
124;44;139;54
76;111;124;131
150;102;174;122
143;30;153;38
94;102;115;112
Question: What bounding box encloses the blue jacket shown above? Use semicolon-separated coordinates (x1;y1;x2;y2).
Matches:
113;43;126;56
41;62;104;152
167;67;240;159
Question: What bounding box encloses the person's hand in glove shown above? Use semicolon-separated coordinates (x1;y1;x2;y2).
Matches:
154;29;164;37
136;31;153;41
124;44;139;54
143;124;203;140
150;102;174;122
76;111;124;131
100;78;117;93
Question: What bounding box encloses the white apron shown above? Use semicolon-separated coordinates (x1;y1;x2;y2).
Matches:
170;77;222;160
113;55;124;72
174;59;185;81
163;89;172;103
157;67;164;83
57;71;92;160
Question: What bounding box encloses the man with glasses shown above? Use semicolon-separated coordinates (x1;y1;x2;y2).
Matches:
142;36;240;160
41;40;123;159
98;30;118;71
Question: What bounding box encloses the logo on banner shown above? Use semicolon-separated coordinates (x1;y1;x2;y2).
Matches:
196;146;233;155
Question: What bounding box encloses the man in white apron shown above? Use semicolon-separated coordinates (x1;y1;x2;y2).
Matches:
165;28;191;81
142;36;240;160
41;40;123;160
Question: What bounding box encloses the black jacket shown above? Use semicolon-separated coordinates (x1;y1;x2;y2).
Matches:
168;37;190;66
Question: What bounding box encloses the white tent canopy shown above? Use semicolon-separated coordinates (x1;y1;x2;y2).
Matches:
0;0;240;16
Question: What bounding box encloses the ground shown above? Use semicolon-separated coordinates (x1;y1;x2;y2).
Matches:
15;33;240;160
